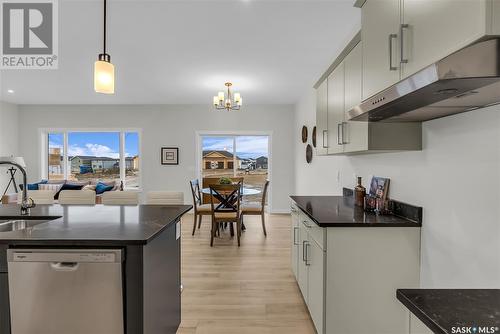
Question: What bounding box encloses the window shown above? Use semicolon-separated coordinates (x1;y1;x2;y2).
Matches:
44;130;141;189
201;135;269;204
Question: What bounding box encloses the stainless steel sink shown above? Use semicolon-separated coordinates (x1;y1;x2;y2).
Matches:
0;219;51;232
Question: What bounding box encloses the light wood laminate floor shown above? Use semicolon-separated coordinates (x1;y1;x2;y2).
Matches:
177;213;316;334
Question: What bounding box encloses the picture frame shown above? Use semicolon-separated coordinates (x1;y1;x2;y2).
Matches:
369;176;390;201
161;147;179;165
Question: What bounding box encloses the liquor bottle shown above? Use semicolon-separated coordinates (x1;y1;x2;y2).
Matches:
354;176;366;207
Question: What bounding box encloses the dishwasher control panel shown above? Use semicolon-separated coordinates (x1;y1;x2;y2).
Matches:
8;249;122;263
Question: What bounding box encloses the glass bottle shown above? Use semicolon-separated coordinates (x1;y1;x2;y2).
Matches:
354;176;366;207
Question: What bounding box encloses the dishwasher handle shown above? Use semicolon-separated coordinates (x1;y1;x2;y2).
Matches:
50;262;80;272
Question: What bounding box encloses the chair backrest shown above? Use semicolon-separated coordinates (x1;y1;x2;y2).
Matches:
202;177;245;204
261;180;270;207
101;191;139;205
209;184;241;214
18;190;55;205
146;191;184;205
189;179;202;208
58;190;96;205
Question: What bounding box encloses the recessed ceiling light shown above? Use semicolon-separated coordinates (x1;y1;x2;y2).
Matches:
7;89;14;94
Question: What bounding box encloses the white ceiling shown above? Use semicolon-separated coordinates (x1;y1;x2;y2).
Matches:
0;0;360;105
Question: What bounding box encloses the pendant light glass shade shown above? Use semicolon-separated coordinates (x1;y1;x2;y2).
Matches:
94;55;114;94
94;0;115;94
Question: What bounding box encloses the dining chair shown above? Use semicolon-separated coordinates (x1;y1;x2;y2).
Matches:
241;180;269;236
209;184;242;247
17;190;55;205
146;191;184;205
202;176;245;204
58;190;96;205
102;191;139;205
189;179;212;235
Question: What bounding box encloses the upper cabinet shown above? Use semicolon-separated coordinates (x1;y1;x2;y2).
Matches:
361;0;401;100
315;39;421;156
327;63;345;155
401;0;497;78
315;80;328;156
342;43;368;153
361;0;500;100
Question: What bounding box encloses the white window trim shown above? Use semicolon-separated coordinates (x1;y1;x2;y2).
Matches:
195;131;273;212
40;128;142;191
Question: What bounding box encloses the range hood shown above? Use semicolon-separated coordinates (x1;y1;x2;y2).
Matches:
348;38;500;122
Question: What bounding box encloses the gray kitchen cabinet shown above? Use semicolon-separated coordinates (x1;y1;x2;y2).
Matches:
361;0;401;100
290;203;300;279
297;220;309;302
315;79;328;156
401;0;500;79
315;37;422;156
306;238;325;334
342;42;368;153
327;64;344;155
290;200;421;334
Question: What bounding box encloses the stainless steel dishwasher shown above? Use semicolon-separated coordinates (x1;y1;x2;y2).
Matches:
7;249;124;334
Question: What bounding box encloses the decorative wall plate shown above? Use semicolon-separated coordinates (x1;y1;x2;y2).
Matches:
312;126;317;147
301;126;308;143
306;144;313;163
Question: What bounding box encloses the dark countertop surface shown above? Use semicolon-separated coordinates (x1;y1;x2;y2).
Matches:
0;204;192;245
397;289;500;334
290;195;421;227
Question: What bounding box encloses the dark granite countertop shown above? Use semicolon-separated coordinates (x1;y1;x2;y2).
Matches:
290;195;421;227
0;204;192;245
397;289;500;334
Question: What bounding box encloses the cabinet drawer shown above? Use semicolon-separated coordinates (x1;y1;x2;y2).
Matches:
300;213;325;251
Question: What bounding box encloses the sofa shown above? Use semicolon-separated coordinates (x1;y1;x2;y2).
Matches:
1;179;119;204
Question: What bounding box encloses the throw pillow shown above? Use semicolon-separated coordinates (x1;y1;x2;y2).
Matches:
95;182;114;195
54;182;84;200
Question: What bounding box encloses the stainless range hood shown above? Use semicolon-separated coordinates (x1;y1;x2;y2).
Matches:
348;38;500;122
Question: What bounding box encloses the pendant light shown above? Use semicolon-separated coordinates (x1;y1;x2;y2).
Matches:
94;0;115;94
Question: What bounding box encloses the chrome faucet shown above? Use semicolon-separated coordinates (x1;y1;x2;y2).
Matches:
0;158;36;215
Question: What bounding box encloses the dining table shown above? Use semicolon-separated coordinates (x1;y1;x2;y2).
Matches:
201;186;261;232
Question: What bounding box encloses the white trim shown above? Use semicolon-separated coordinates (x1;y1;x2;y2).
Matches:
40;128;142;190
195;131;273;212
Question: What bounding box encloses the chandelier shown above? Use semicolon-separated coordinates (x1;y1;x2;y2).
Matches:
213;82;242;111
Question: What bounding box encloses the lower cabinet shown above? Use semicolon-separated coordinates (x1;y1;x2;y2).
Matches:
295;212;326;334
409;314;433;334
291;203;421;334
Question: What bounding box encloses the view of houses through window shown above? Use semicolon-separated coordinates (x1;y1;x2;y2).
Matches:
47;131;140;189
201;135;269;204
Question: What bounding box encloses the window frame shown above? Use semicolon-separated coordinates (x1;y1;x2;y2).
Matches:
40;128;142;190
196;131;272;210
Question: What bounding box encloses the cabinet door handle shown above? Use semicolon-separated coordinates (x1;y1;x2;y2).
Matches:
400;24;409;64
322;130;328;148
303;220;311;228
341;122;348;144
388;33;398;71
337;123;343;145
302;240;307;262
293;226;299;245
305;242;310;266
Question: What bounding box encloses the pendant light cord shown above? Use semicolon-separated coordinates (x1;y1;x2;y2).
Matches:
103;0;107;55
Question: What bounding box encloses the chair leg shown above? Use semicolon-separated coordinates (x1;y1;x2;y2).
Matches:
261;212;267;237
192;213;198;236
197;215;202;229
210;219;216;247
237;219;241;246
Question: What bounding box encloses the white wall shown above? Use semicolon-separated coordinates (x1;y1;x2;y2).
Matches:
0;101;19;193
18;104;294;212
294;88;500;288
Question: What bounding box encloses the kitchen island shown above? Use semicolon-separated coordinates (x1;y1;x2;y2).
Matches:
0;204;191;334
